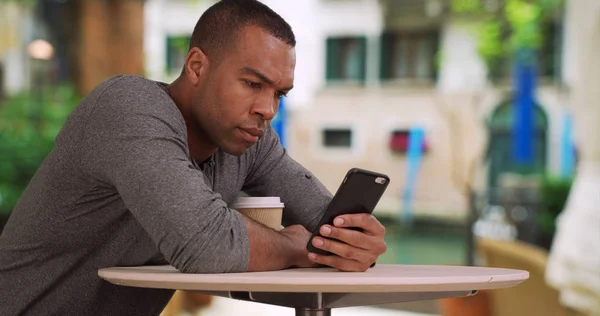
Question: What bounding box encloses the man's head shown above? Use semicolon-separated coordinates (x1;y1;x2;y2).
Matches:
175;0;296;157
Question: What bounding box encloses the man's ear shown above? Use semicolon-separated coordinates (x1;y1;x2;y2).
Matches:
184;47;209;86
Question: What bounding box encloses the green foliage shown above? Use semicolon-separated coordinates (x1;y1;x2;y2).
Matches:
537;175;573;235
477;18;505;66
171;36;191;52
0;86;80;216
451;0;482;14
505;0;543;65
0;0;37;6
452;0;563;69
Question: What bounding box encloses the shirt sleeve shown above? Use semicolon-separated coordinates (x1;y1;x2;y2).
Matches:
79;76;250;274
243;126;333;233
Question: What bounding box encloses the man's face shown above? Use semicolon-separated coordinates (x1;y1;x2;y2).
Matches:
191;26;295;156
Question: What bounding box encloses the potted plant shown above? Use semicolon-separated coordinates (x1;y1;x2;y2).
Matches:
536;175;573;249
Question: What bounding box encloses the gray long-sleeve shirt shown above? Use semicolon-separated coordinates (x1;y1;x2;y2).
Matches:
0;75;332;316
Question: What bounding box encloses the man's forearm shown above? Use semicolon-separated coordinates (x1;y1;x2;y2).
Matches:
241;216;305;272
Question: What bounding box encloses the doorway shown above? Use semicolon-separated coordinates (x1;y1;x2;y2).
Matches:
487;98;549;188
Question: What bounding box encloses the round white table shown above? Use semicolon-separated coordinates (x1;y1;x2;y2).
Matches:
98;264;529;316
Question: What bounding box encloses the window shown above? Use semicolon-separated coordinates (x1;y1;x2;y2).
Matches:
380;30;440;81
166;35;191;74
389;129;429;153
538;21;562;79
487;99;548;188
325;36;367;83
322;129;352;148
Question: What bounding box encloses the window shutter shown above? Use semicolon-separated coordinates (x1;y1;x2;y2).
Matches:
325;38;340;81
431;30;441;81
165;37;172;72
379;32;392;80
358;36;367;82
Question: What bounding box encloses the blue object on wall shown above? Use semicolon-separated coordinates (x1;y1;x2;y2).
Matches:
401;127;425;226
512;56;536;165
560;113;575;178
272;96;286;148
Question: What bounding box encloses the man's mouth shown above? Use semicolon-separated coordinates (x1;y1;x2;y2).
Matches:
238;127;264;144
239;127;264;138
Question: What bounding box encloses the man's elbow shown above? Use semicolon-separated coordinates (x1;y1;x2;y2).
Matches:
168;241;250;274
163;213;251;274
174;256;247;274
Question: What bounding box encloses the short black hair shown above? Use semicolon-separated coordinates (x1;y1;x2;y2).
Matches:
190;0;296;62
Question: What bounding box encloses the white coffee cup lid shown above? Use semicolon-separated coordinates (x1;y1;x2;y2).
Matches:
233;196;284;209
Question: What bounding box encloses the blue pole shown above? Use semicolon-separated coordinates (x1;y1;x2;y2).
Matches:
402;127;425;226
512;56;536;166
272;96;286;147
560;113;574;178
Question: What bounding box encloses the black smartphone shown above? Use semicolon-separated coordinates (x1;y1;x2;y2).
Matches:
306;168;390;256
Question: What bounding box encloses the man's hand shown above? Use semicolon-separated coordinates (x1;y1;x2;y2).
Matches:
307;214;387;272
279;225;320;269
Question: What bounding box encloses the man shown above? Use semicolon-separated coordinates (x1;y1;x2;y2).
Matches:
0;0;387;315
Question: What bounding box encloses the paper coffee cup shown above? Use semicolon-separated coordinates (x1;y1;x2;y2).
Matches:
233;197;284;230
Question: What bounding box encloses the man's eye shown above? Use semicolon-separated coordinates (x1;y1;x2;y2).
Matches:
245;80;261;89
275;91;287;99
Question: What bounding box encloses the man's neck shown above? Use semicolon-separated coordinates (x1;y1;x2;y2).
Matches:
167;77;218;164
185;120;218;164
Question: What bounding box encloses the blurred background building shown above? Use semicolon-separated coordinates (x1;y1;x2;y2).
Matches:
1;0;598;315
144;0;569;224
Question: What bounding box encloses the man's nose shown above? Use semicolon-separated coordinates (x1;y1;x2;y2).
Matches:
251;95;276;121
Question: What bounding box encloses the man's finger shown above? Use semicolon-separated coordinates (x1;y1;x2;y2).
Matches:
311;237;375;263
320;225;383;253
307;252;369;272
333;214;386;236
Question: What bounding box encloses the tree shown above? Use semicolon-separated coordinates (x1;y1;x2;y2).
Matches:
76;0;145;95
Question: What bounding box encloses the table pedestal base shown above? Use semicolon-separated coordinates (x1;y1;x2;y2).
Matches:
196;290;477;315
296;308;330;316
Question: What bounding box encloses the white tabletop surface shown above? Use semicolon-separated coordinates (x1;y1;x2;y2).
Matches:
98;264;529;293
